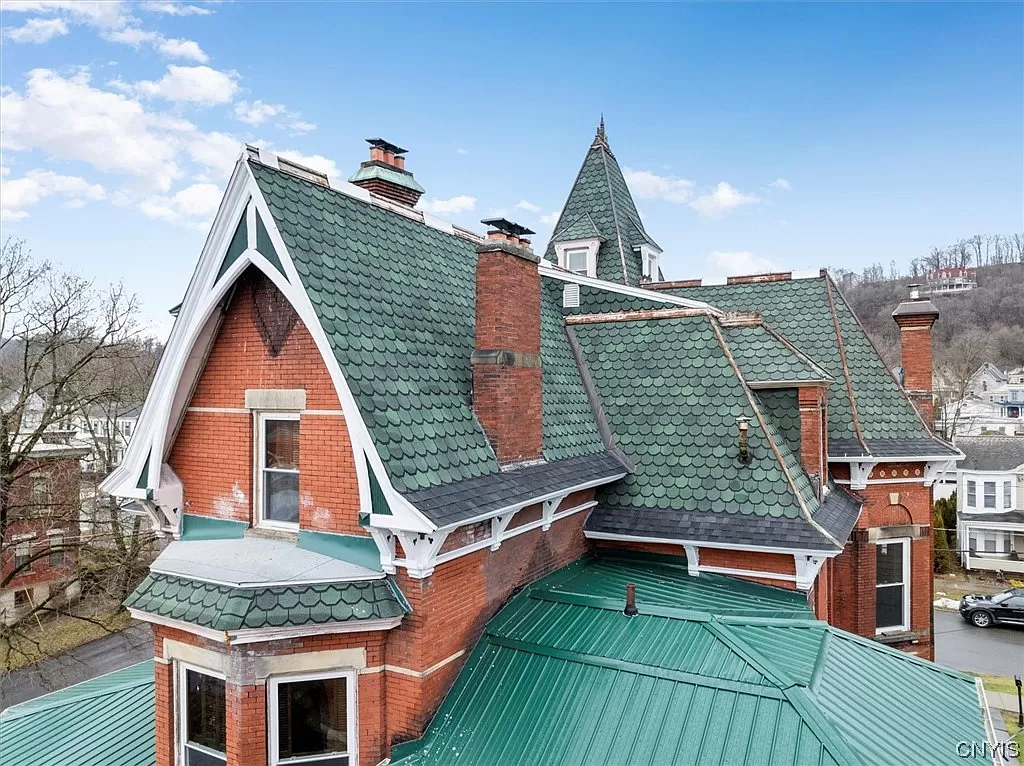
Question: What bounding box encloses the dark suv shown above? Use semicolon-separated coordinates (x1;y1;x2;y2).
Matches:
959;587;1024;628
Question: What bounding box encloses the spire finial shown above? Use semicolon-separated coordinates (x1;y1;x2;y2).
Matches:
592;115;609;149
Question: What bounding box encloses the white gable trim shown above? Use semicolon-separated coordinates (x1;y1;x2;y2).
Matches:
100;153;435;536
553;239;601;277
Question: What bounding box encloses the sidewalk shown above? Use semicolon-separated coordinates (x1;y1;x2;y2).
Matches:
988;690;1023;713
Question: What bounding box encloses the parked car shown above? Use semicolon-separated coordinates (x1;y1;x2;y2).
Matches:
959;587;1024;627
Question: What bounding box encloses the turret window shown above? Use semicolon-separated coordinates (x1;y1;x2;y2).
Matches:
269;671;355;766
179;665;226;765
565;248;589;275
258;413;300;528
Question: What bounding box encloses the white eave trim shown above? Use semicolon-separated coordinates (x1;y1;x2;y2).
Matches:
147;567;386;589
128;608;403;645
583;530;839;558
828;453;964;463
539;260;721;315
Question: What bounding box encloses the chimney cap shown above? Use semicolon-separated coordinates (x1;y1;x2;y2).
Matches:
481;218;535;238
365;138;408;156
892;299;939;318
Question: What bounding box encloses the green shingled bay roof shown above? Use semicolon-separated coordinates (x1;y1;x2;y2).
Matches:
570;314;819;520
0;661;155;766
545;124;659;285
391;552;991;766
250;162;605;495
125;571;407;632
663;276;956;458
721;322;832;386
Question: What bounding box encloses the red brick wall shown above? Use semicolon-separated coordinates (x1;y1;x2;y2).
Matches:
472;244;543;464
1;455;80;591
798;385;828;480
827;471;935;659
167;271;363;535
894;314;936;425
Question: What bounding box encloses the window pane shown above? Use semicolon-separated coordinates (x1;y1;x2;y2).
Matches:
186;747;226;766
984;482;996;508
984;535;997;553
875;543;904;585
1004;483;1012;508
566;250;588;274
185;670;226;756
876;585;904;629
967;481;976;506
264;471;299;524
278;677;348;760
265;420;299;470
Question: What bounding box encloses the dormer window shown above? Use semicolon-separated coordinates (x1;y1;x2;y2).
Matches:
639;244;662;282
553;239;600;278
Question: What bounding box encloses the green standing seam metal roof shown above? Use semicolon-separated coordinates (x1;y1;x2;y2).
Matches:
124;571;408;632
662;277;955;458
545;127;659;285
391;552;991;766
249;162;606;497
570;315;816;520
0;660;155;766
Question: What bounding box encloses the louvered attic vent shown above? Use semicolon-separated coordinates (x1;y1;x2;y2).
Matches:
563;283;581;308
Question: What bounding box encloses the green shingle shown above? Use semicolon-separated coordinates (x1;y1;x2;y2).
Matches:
250;162;603;495
665;276;936;446
218;213;248;281
393;552;988;766
722;323;831;385
755;388;802;455
572;315;813;518
545;129;658;286
125;572;407;632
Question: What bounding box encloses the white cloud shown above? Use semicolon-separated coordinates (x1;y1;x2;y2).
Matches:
1;168;105;220
689;182;760;218
770;178;791;191
234;100;284;125
139;181;222;227
129;65;239;105
3;17;69;43
187;131;243;179
1;68;191;192
623;168;695;204
707;250;779;276
418;195;477;215
276;150;340;180
540;210;561;226
283;119;317;136
143;2;214;15
515;200;541;213
103;26;157;46
157;37;208;63
1;2;132;30
456;148;468;155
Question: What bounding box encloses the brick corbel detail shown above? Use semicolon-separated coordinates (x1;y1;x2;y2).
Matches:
798;384;828;491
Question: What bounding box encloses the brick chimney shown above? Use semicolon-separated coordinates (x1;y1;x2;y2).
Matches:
348;138;424;207
892;284;939;426
471;218;543;465
798;384;828;494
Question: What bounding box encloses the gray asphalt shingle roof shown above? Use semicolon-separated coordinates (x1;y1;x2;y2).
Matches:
956;436;1024;471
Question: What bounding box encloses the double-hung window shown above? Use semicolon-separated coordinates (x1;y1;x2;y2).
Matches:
179;666;226;765
642;251;659;281
14;537;33;572
48;531;64;567
564;248;589;276
966;480;976;507
269;671;355;766
1004;482;1013;509
257;413;300;528
983;481;996;509
875;539;909;633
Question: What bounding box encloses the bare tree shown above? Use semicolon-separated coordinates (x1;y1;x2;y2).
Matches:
933;329;993;441
1;237;159;674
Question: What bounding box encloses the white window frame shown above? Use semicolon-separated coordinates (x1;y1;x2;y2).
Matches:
875;537;910;634
176;660;227;766
267;669;357;766
983;481;997;509
966;480;976;507
1003;481;1013;509
638;244;662;281
46;529;64;567
255;411;301;531
553;239;600;278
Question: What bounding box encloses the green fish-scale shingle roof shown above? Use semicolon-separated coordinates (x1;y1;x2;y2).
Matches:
571;315;814;519
545;131;658;286
392;552;989;766
665;276;950;454
722;323;831;385
250;162;604;494
125;572;407;632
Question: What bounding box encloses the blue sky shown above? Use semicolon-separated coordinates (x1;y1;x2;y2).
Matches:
1;2;1021;337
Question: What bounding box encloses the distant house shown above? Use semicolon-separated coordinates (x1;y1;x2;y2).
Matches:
924;266;977;295
955;436;1024;574
67;402;142;473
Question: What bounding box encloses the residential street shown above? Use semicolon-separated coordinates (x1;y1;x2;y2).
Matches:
0;623;153;712
934;609;1024;677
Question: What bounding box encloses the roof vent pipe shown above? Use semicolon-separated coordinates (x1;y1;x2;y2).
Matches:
623;582;638;617
737;417;751;465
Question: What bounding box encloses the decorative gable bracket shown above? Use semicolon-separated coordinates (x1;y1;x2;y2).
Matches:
794;554;828;590
849;461;878;490
924;459;957;487
393;530;451;579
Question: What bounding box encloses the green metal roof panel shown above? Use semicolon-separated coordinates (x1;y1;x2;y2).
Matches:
347;163;426;194
665;277;938;449
393;552;990;766
179;513;248;541
125;571;407;632
571;316;813;519
0;661;155;766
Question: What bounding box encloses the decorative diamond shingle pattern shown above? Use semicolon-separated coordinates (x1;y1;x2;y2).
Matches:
572;315;812;518
125;572;408;631
544;141;658;285
250;162;604;494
